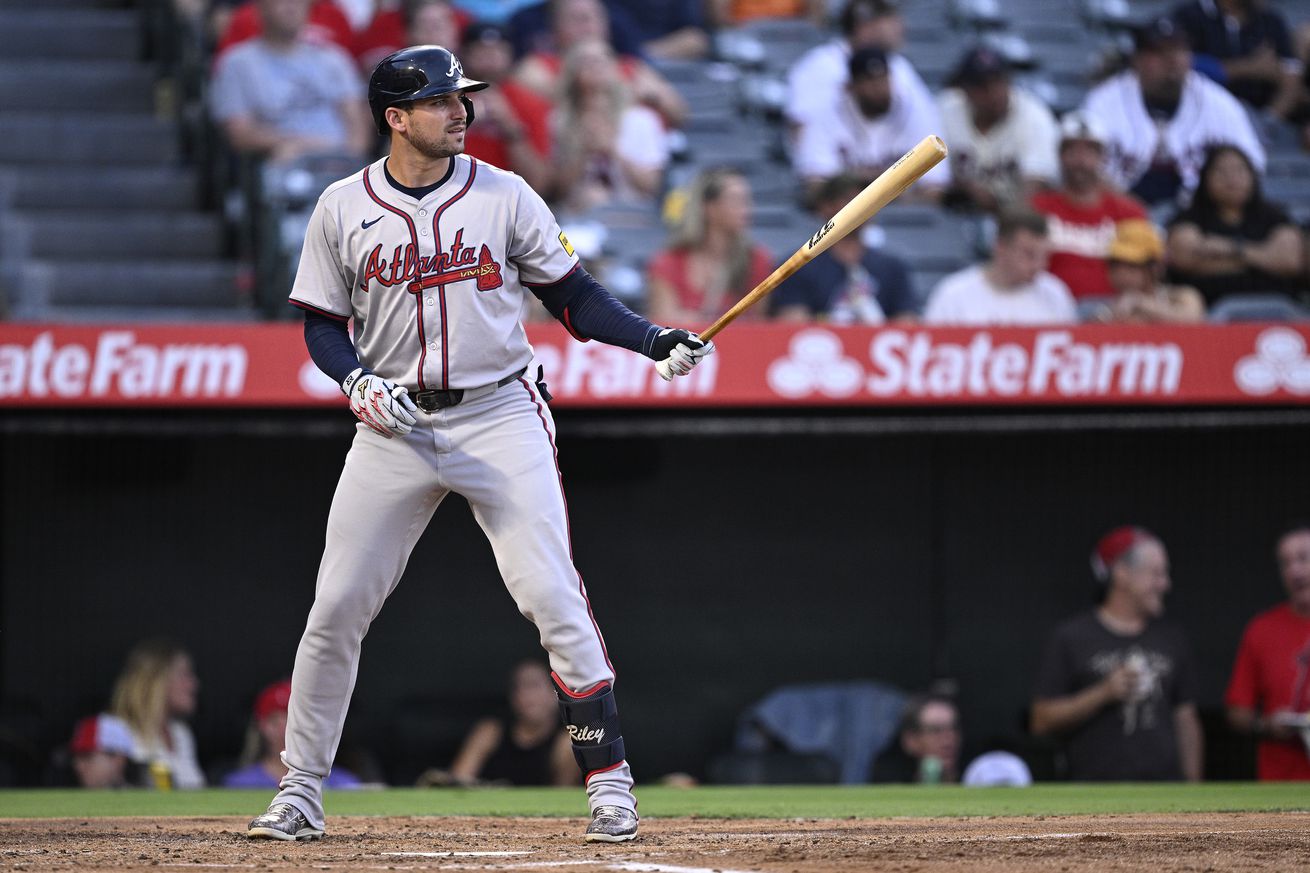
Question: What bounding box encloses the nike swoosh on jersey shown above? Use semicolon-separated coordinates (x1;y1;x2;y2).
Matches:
361;216;384;229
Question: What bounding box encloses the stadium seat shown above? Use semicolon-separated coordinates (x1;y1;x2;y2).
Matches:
1209;294;1310;323
731;681;907;785
949;0;1008;32
1076;296;1113;322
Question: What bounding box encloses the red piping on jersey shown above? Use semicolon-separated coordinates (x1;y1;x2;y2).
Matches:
518;377;615;677
289;298;350;322
551;671;610;699
362;166;427;390
430;159;478;389
522;261;580;289
584;760;627;783
560;306;588;342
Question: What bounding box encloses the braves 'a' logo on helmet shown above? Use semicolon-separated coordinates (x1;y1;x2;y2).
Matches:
448;54;462;78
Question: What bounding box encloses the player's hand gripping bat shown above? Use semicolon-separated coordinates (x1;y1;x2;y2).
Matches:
654;135;948;380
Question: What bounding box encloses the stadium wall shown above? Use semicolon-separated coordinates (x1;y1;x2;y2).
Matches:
2;417;1305;783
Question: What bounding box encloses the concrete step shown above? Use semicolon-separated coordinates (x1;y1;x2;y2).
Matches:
6;210;225;259
0;114;176;165
0;166;200;211
0;10;140;60
0;61;154;111
15;259;242;309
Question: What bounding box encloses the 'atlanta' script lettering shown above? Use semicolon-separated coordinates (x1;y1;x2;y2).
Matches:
360;229;479;292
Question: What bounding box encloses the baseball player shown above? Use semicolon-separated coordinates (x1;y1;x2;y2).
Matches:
247;44;713;845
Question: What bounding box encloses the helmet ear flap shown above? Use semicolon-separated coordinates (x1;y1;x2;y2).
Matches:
460;94;475;126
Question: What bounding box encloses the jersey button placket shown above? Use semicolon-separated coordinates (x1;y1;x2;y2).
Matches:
417;207;436;389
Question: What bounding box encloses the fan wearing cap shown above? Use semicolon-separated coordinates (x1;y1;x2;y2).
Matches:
937;46;1059;213
224;681;361;789
1030;527;1203;782
785;1;939;140
792;45;950;199
1031;112;1149;300
1080;16;1264;208
1093;219;1205;322
69;714;139;789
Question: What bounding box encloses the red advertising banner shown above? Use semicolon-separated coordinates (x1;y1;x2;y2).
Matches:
1;323;1308;408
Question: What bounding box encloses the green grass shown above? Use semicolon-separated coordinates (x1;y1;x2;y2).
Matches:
0;784;1307;820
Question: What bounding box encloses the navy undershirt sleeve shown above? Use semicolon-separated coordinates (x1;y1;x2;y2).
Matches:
303;310;364;386
530;267;664;358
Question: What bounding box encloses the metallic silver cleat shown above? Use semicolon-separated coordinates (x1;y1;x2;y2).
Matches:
247;802;324;841
584;805;638;843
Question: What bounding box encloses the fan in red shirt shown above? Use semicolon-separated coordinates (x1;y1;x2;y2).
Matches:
1031;112;1147;300
215;0;355;59
1225;523;1310;781
354;0;471;74
511;0;686;128
458;21;554;196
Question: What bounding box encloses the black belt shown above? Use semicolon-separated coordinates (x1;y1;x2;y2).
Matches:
411;366;528;412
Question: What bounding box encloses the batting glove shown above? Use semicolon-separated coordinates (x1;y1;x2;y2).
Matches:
650;329;715;381
343;368;418;438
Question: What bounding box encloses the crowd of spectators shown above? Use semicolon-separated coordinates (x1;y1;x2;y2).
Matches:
182;0;1310;324
58;522;1309;787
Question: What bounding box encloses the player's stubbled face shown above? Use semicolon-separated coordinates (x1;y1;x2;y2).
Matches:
401;93;469;159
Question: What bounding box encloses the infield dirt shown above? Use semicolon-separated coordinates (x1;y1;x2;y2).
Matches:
3;813;1309;872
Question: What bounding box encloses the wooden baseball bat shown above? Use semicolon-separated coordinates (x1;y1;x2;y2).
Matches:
701;135;948;342
653;135;947;379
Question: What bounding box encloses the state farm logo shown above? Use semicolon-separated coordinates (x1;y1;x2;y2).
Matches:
532;338;718;398
0;331;247;398
1234;327;1310;396
298;359;344;398
767;329;863;398
762;329;1184;399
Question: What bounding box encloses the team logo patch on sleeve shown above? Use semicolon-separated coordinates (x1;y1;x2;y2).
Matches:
558;231;575;257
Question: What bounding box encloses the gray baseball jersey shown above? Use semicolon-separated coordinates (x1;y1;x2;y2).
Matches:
290;154;577;389
274;154;636;830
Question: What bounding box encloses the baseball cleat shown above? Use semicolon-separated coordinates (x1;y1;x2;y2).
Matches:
584;805;638;842
247;802;324;841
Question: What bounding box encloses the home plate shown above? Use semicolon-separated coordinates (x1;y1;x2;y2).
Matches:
381;851;534;858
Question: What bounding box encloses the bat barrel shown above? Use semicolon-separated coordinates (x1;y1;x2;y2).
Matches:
695;136;948;343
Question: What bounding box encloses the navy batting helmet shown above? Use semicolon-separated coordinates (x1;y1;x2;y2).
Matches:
368;45;489;136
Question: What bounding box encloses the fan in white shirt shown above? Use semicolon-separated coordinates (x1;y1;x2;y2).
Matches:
925;209;1076;325
793;46;950;197
937;46;1059;212
785;0;939;134
1080;16;1264;207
